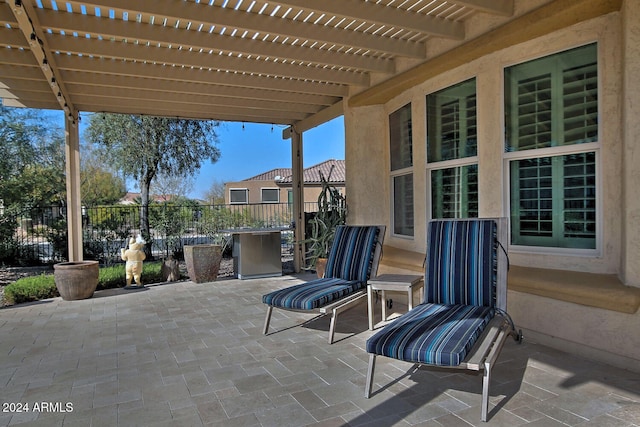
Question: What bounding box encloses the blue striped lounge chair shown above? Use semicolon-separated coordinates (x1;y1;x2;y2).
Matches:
263;225;385;344
364;218;522;422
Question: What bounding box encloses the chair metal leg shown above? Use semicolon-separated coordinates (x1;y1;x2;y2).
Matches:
482;360;491;422
365;354;376;398
320;291;366;344
328;309;337;344
263;306;273;335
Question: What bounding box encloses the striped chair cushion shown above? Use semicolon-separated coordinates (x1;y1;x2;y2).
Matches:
262;277;362;310
365;303;495;366
325;226;380;282
425;220;497;307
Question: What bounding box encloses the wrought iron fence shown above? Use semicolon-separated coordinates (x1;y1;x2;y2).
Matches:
0;202;318;266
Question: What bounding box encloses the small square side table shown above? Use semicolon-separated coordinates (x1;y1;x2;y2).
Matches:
367;274;424;330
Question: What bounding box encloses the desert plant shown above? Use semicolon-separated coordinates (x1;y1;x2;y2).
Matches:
303;170;347;269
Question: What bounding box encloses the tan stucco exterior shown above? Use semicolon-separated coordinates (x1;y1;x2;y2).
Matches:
223;180;329;206
344;2;640;368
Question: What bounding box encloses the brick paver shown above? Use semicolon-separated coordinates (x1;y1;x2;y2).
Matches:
1;274;638;426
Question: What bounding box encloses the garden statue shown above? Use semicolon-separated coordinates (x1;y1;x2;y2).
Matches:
121;234;146;287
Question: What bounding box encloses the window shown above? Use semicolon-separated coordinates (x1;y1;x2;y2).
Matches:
505;43;598;250
229;188;248;204
426;78;478;219
430;165;478;218
509;153;596;248
390;103;414;236
393;174;414;236
261;188;279;203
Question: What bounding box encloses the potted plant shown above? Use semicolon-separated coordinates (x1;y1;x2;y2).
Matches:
184;243;223;283
304;171;347;277
53;260;100;300
185;214;232;283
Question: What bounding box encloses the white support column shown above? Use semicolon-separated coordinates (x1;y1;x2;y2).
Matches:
65;117;83;261
291;128;305;273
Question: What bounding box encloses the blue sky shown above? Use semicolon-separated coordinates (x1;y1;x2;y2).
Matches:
190;117;345;199
40;109;345;199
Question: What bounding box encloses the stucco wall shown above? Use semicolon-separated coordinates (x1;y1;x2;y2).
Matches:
622;0;640;287
348;13;625;275
344;7;640;367
223;181;333;205
344;105;388;228
509;291;640;370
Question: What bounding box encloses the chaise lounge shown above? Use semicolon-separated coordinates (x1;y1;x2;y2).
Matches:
364;218;522;422
262;224;385;344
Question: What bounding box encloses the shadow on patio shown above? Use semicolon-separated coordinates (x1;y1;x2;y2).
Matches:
1;274;638;426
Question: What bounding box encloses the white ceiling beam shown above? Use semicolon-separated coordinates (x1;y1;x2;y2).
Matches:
60;70;338;106
0;5;16;25
452;0;514;16
283;101;344;138
0;27;28;47
0;77;51;92
2;98;60;110
45;34;370;87
74;0;425;58
77;104;294;125
65;83;324;114
75;97;306;123
54;55;349;97
0;48;40;67
0;64;56;80
274;0;464;39
0;87;56;103
35;9;395;74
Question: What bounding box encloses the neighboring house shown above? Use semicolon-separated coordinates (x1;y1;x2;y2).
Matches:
118;192;176;205
223;159;345;206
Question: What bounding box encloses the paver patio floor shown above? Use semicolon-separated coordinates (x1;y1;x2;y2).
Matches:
1;273;639;426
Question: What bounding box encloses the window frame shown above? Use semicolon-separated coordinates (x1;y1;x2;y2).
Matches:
260;187;280;204
503;42;602;256
229;188;249;205
426;78;479;220
391;171;414;238
389;103;414;238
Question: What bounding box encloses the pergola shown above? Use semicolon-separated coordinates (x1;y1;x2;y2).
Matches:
0;0;602;269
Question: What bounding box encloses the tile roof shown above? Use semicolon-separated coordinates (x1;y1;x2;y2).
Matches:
244;168;293;181
243;159;345;185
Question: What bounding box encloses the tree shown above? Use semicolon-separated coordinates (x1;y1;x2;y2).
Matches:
0;107;66;264
85;113;221;257
203;179;226;205
0;107;66;210
150;171;195;201
80;140;127;206
81;165;127;207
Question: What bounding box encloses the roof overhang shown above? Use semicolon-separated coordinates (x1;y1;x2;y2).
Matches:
0;0;615;136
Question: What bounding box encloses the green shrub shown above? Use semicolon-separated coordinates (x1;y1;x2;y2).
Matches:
4;274;58;305
97;262;166;289
4;261;176;305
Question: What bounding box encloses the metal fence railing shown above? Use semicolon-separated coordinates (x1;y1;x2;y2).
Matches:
0;202;318;266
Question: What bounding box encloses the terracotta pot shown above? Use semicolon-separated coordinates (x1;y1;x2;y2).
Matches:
53;260;99;301
315;257;328;278
184;244;222;283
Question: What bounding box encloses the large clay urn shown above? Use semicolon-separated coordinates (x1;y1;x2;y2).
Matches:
53;260;99;300
184;244;222;283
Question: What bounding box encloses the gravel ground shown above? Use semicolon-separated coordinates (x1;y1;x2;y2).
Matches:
1;256;295;307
